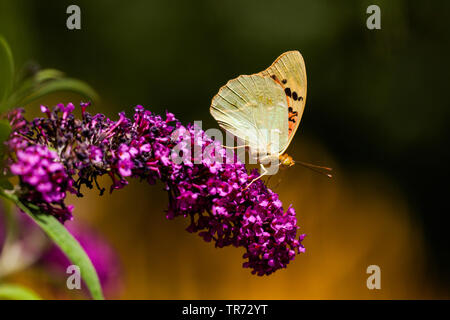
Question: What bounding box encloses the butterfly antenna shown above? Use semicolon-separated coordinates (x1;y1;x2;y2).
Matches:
295;160;333;178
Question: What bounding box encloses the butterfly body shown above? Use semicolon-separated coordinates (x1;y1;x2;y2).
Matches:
279;153;295;168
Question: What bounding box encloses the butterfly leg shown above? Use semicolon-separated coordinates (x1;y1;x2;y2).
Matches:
244;164;269;190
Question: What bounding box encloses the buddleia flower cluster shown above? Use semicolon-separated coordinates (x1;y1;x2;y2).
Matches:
3;103;305;275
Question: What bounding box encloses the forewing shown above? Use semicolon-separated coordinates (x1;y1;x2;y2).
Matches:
210;74;289;155
259;50;307;152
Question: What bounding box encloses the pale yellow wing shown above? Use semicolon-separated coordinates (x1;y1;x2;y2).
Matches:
210;74;289;156
259;50;307;154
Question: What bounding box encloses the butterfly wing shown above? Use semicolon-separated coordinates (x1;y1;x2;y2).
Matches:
259;50;307;154
210;74;289;156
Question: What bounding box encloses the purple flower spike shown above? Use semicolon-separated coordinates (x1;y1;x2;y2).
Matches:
5;103;306;275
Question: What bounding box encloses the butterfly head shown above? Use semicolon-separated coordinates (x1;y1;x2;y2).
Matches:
279;153;295;168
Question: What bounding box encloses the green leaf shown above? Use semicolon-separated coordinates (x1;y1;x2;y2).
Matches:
34;68;65;82
19;78;99;106
0;283;42;300
3;69;64;111
3;73;98;111
0;191;105;300
0;35;15;106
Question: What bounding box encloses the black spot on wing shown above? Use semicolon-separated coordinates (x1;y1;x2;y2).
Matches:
292;91;298;100
282;79;287;84
284;88;292;97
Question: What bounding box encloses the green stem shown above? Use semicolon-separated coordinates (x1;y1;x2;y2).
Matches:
0;283;41;300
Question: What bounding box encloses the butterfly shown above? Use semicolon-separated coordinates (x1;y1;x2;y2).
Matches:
210;51;332;187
